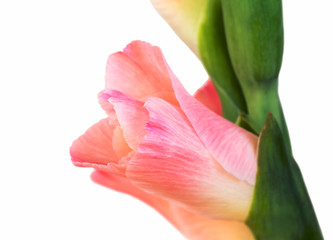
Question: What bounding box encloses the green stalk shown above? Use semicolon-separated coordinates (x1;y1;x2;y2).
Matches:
243;80;292;153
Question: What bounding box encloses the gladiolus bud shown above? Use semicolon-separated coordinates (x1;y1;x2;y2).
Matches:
221;0;284;85
196;0;289;147
150;0;208;56
197;0;247;122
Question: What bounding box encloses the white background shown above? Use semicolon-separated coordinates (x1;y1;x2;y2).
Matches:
0;0;332;239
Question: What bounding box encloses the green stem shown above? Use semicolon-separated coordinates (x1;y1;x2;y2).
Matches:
244;80;292;153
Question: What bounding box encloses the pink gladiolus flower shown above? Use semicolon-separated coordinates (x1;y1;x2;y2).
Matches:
70;41;258;239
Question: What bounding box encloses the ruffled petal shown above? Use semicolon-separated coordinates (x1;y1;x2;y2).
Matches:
98;90;119;125
194;80;222;116
70;119;132;174
105;41;178;105
126;97;253;220
91;170;254;240
98;90;114;116
107;90;148;150
150;0;207;55
168;67;258;185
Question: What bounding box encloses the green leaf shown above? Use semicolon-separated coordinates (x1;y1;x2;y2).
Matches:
198;0;247;122
221;0;284;85
246;114;323;240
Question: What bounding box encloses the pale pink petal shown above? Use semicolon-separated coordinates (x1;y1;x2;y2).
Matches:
98;90;114;116
194;79;222;115
107;90;148;150
98;90;119;125
150;0;206;55
126;97;253;220
105;41;178;105
70;119;132;175
168;66;258;185
92;170;254;240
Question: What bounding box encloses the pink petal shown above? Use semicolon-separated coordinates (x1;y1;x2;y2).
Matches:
107;90;149;150
123;41;172;90
97;90;119;125
70;119;132;175
105;41;178;105
194;79;222;116
92;170;254;240
98;90;114;116
126;97;253;220
168;66;258;185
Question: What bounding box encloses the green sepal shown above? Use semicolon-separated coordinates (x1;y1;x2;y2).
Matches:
246;114;323;240
221;0;284;85
235;112;257;135
198;0;247;122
